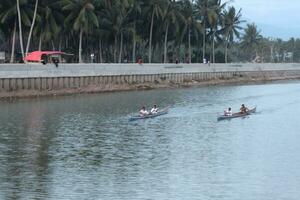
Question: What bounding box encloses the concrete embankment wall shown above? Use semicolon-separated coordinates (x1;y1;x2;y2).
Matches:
1;63;300;98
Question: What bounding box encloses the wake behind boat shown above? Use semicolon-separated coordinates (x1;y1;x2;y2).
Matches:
217;107;256;121
129;107;169;121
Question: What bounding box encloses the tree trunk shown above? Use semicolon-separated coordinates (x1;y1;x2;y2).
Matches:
270;45;274;63
51;40;55;50
149;9;155;63
79;28;83;63
212;30;215;63
163;22;169;63
188;26;191;63
99;39;103;63
25;0;39;55
118;32;123;63
225;33;229;63
58;36;62;62
10;20;17;63
65;36;68;50
113;34;117;63
202;23;206;61
132;23;136;63
38;34;42;51
59;36;62;51
16;0;25;59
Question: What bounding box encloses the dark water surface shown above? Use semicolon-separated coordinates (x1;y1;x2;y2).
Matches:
1;82;300;200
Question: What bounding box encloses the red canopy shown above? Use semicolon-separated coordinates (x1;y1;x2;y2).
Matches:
24;51;65;62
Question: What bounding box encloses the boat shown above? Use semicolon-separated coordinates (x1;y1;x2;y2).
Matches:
217;107;256;121
129;107;169;121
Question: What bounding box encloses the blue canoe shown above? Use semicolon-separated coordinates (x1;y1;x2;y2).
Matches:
129;107;169;121
217;107;256;121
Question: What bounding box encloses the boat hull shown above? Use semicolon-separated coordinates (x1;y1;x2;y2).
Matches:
129;108;169;121
217;107;256;121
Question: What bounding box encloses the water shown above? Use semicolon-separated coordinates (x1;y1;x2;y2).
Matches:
1;81;300;200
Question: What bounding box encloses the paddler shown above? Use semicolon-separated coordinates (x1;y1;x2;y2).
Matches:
150;104;158;114
224;107;232;116
240;104;249;114
139;106;149;116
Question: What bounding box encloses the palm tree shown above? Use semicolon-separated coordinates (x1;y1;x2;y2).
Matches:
16;0;24;59
162;0;179;63
1;0;32;62
206;0;226;63
115;0;133;63
179;0;202;63
0;23;4;44
195;0;209;61
146;0;165;63
127;0;142;63
0;0;18;62
62;0;99;63
100;3;123;63
221;6;244;63
25;0;39;56
0;0;259;63
16;0;25;59
34;0;62;51
241;23;263;61
95;1;112;62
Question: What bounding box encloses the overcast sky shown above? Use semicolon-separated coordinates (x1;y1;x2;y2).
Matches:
229;0;300;40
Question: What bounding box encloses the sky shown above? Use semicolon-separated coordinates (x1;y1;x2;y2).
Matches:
229;0;300;40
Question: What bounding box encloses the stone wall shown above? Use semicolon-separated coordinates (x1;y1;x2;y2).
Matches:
0;63;300;98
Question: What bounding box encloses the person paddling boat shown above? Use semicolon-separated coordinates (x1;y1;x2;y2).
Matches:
150;104;158;114
240;104;249;114
224;107;232;116
139;106;149;117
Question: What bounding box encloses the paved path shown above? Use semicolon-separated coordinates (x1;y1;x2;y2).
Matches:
0;63;300;78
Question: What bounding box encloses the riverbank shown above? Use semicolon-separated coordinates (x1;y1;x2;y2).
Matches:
1;63;300;99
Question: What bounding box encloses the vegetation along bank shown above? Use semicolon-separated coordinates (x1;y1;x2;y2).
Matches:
1;0;300;64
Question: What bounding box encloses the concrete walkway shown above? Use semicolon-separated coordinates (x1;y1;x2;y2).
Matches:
1;63;300;78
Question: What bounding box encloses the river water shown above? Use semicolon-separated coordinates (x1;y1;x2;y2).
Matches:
1;81;300;200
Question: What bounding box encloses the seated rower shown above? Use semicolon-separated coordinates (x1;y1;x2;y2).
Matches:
139;106;149;116
240;104;249;114
224;107;232;116
150;104;158;114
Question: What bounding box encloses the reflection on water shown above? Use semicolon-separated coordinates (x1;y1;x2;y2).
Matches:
1;82;300;199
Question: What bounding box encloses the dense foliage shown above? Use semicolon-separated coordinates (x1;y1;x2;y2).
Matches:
0;0;299;63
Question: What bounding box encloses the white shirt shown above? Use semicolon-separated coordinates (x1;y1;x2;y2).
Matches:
140;109;149;116
151;107;158;114
224;110;232;116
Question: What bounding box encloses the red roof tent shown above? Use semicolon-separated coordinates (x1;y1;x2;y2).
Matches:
24;51;65;62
